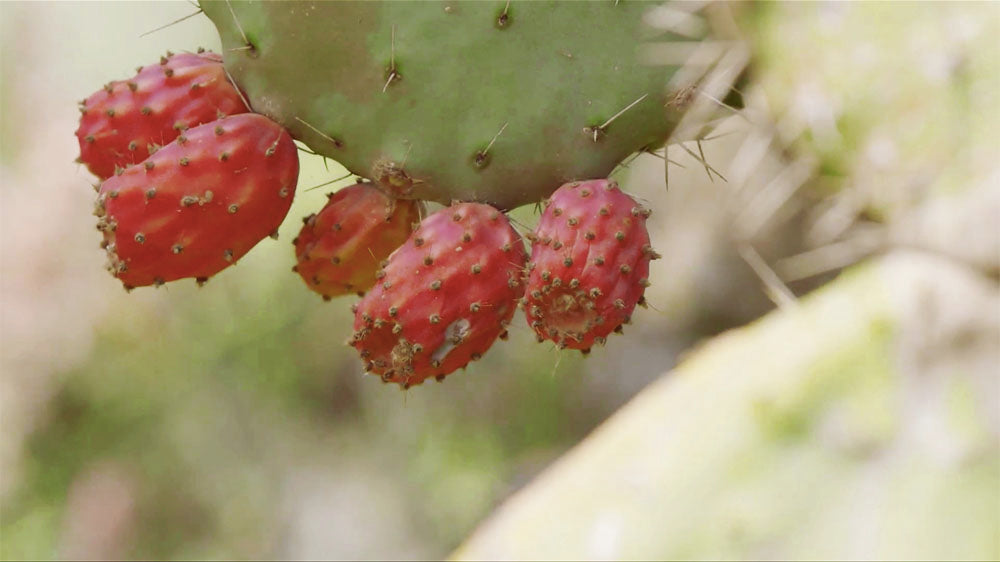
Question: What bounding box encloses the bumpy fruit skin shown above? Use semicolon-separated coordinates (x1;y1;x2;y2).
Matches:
523;179;656;352
293;183;421;300
96;113;299;289
351;203;527;387
76;51;248;179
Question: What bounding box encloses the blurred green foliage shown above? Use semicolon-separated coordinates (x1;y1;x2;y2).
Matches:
3;266;633;558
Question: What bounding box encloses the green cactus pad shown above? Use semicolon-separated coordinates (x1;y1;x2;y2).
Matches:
203;1;701;209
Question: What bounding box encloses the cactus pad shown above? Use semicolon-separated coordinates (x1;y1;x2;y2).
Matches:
203;1;701;209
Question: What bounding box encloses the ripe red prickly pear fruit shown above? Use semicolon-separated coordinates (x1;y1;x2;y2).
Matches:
522;179;657;352
350;203;527;388
293;183;422;300
76;50;248;180
96;113;299;289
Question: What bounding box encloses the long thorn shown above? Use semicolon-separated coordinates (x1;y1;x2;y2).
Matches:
505;215;533;234
698;129;742;142
664;147;669;192
697;140;710;176
482;122;509;156
698;89;751;123
599;93;649;130
223;68;252;111
400;142;413;167
611;151;643;174
776;230;883;282
382;25;398;93
294;117;339;145
645;150;686;168
139;9;202;38
305;172;355;192
679;142;726;182
550;347;564;379
224;0;250;48
500;0;511;23
737;243;797;310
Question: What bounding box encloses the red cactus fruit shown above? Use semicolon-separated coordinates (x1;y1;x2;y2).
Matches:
95;113;299;289
350;202;527;388
522;179;658;352
76;50;248;180
293;183;422;300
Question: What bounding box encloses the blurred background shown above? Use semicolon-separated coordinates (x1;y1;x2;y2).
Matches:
1;2;997;560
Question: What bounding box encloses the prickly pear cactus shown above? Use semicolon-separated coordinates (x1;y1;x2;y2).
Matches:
202;1;700;209
74;1;727;386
